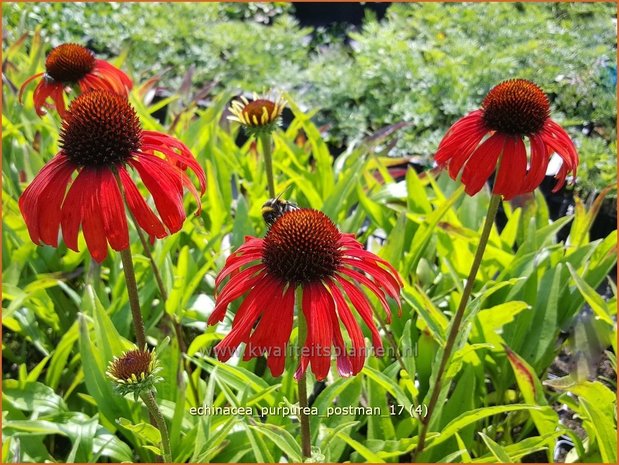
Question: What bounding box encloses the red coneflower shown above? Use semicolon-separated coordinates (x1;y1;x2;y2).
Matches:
208;208;402;381
19;43;132;117
435;79;578;199
18;90;205;263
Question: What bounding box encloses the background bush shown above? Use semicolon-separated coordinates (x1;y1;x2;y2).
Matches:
3;1;616;194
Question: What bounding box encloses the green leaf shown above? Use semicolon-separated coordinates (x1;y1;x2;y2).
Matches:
426;404;542;450
580;397;617;463
479;432;511;462
117;418;161;446
249;423;302;463
333;429;385;463
567;263;614;325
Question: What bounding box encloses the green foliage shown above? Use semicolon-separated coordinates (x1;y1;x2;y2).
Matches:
3;2;616;193
2;4;617;464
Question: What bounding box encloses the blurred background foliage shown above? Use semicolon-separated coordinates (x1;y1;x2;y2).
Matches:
3;1;617;195
2;2;617;463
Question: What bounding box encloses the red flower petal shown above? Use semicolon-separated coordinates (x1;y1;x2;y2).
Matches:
130;154;185;233
214;275;279;362
18;72;44;104
297;282;334;381
80;170;109;262
336;276;383;350
18;154;75;247
522;133;550;192
328;302;353;377
461;132;505;196
98;169;129;252
93;59;132;93
32;78;66;117
142;130;206;194
337;267;392;322
327;279;366;374
435;110;485;163
341;256;401;306
542;119;579;171
244;284;295;377
117;165;167;239
493;135;527;200
208;264;266;325
215;251;263;290
60;168;93;252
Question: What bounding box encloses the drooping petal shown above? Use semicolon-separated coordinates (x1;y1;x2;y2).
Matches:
552;163;569;193
215;249;264;290
18;153;75;247
78;60;132;95
336;276;383;350
542;119;579;171
435;110;485;163
208;264;266;325
540;119;579;191
142;130;206;195
522;132;550;192
98;169;129;252
493;135;527;200
60;168;94;252
214;275;279;362
328;300;353;377
18;72;44;104
129;154;185;233
327;278;366;375
31;78;65;117
93;59;133;92
117;165;167;239
339;236;403;288
337;267;392;322
341;256;402;305
80;170;109;263
296;282;334;381
244;284;295;377
49;84;68;118
460;132;505;196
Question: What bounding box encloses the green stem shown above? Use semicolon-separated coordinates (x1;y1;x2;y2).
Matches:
375;313;408;376
259;133;276;198
141;390;173;463
134;225;168;301
132;224;201;404
413;193;501;460
119;248;147;349
296;290;312;459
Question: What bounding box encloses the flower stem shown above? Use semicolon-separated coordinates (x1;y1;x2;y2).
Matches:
134;225;167;301
119;248;147;349
141;390;173;463
413;193;501;460
375;313;408;375
259;133;276;198
131;224;201;404
296;294;312;459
